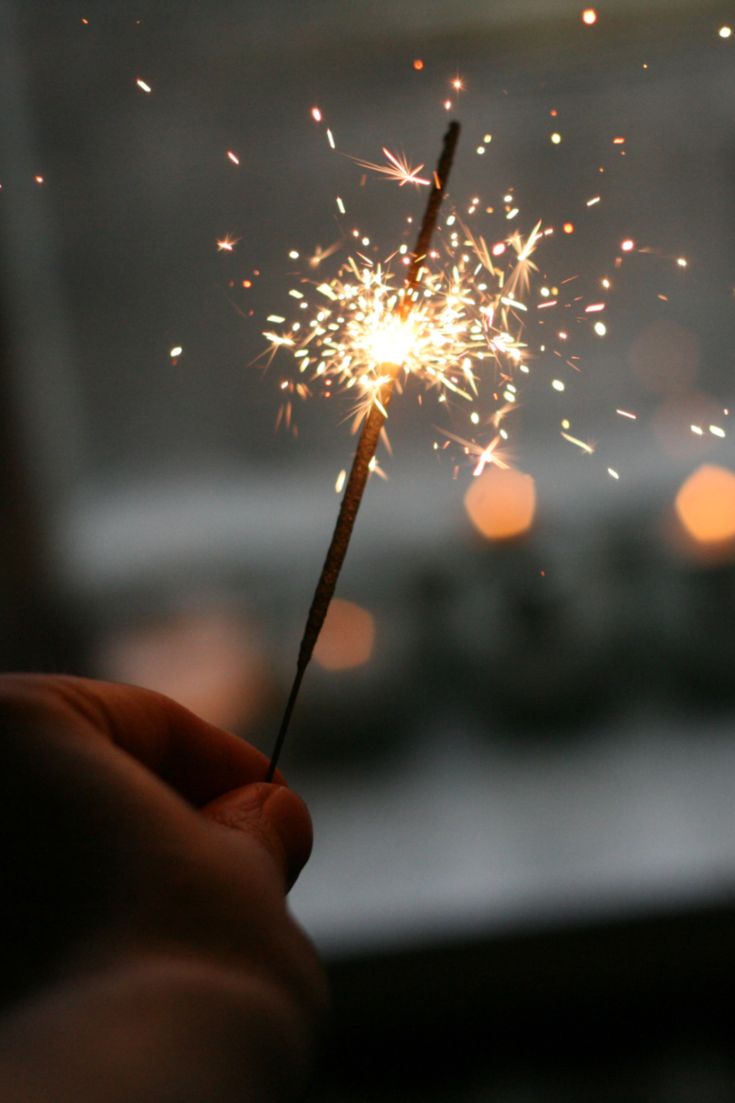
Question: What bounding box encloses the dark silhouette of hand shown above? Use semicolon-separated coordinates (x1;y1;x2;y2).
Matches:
0;674;325;1102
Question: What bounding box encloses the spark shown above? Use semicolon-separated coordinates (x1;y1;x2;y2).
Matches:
335;469;347;492
607;467;620;480
136;78;152;93
451;76;465;92
719;25;732;39
353;148;431;188
169;345;183;358
311;107;323;122
264;216;543;435
550;132;562;144
561;431;595;454
581;8;598;25
226;150;240;165
326;129;336;149
586;196;601;206
216;235;237;252
616;408;637;420
413;58;424;71
621;238;635;252
593;321;607;336
710;424;726;438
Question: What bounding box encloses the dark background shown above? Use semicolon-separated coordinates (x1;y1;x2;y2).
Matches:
2;1;735;1098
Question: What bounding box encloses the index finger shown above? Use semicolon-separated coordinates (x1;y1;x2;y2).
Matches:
0;674;284;805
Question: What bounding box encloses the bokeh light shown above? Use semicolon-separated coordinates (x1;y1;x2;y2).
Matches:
674;464;735;545
464;467;537;540
313;599;376;671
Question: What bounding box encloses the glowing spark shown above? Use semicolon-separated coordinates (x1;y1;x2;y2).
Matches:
552;379;565;392
550;132;562;145
593;321;607;336
451;76;465;91
169;345;183;358
677;257;688;268
616;408;637;420
586;196;601;206
585;302;605;313
621;238;635;252
311;107;322;122
327;128;336;149
353;148;431;188
336;196;346;214
608;468;620;480
34;175;44;185
581;8;598;25
719;25;732;38
710;425;726;438
413;58;424;70
561;431;595;454
136;78;152;93
265;213;542;433
226;150;240;165
335;469;347;492
216;236;237;252
691;425;704;436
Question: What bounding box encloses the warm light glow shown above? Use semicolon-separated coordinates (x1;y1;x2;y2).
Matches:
581;8;598;25
675;464;735;544
413;58;424;70
367;314;416;368
719;25;732;39
464;467;537;540
313;599;376;670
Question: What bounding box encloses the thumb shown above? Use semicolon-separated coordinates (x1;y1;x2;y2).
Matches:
201;782;313;892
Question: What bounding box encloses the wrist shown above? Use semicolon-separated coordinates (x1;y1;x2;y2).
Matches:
0;954;315;1103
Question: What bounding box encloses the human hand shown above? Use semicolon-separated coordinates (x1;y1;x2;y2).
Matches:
0;674;325;1101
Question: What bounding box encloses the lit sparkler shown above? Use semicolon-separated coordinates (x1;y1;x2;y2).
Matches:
265;122;545;777
266;122;461;778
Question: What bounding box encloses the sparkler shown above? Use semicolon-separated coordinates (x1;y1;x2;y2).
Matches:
266;121;460;780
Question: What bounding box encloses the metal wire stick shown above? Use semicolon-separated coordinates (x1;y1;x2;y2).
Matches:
266;121;460;780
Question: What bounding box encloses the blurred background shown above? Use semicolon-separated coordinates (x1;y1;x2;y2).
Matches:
2;0;735;1098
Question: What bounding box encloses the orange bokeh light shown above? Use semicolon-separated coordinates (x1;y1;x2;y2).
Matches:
674;464;735;545
464;467;537;540
313;599;376;671
581;8;598;25
413;58;424;70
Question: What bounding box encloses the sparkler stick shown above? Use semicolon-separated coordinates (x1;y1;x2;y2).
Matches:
266;120;460;781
